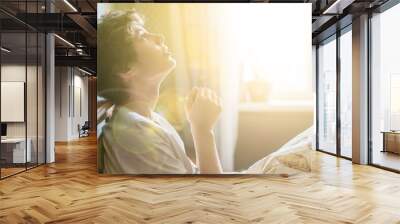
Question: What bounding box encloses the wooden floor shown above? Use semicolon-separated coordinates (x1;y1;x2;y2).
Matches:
0;167;26;178
1;163;45;178
1;136;400;223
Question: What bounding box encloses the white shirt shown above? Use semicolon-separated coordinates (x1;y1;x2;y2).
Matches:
100;106;197;174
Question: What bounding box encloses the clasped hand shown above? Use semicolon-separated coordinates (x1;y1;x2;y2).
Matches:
184;87;222;133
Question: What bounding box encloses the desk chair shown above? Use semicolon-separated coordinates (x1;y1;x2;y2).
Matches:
78;121;90;138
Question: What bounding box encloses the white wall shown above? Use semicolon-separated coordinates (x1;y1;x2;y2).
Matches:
55;67;89;141
55;67;68;141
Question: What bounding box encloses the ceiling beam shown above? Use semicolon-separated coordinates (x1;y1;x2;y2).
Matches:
67;13;97;40
55;55;96;72
312;15;335;33
323;0;356;14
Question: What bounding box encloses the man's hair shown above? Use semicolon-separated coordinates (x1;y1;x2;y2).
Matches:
97;10;144;105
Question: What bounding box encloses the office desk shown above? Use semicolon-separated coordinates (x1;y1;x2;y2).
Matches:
1;138;31;164
382;131;400;154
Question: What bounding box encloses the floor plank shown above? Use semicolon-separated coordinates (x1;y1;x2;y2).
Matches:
0;135;400;223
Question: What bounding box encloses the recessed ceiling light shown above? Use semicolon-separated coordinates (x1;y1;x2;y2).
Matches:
54;34;75;48
77;67;93;76
1;47;11;53
63;0;78;12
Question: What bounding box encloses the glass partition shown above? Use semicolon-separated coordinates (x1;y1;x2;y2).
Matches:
1;30;28;177
0;1;46;179
339;28;352;158
371;3;400;171
317;36;337;155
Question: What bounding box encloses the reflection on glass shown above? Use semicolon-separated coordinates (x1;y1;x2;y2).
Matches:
340;29;352;158
318;37;337;154
27;31;38;169
38;33;46;165
390;74;400;130
371;3;400;171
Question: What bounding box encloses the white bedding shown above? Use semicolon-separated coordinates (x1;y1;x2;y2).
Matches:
243;127;314;175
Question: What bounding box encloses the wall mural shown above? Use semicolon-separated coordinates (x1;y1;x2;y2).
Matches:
97;3;314;175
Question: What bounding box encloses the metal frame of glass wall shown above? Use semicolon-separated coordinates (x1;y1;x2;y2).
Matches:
0;0;47;180
315;24;353;160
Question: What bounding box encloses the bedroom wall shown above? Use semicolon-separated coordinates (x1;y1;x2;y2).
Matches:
234;46;316;171
234;107;313;171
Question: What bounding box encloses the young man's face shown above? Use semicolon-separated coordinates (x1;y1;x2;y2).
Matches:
131;24;176;79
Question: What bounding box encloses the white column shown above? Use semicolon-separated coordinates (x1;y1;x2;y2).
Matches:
46;33;55;163
45;1;56;163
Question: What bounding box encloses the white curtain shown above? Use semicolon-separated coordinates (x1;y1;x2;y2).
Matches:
168;4;243;171
212;5;244;171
